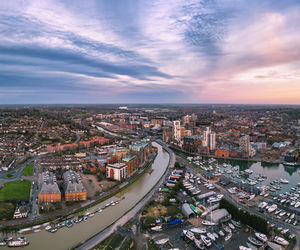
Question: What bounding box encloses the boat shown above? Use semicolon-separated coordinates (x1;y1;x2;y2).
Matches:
258;202;268;209
254;233;267;242
248;194;255;201
290;213;295;219
239;246;251;250
273;236;289;246
0;241;6;246
223;225;232;233
50;228;57;233
206;232;216;241
7;240;29;247
228;223;235;230
219;230;225;237
202;220;216;226
150;225;162;232
67;221;73;227
194;238;205;249
268;204;278;213
200;235;212;246
45;225;52;231
190;227;206;234
267;241;283;250
246;242;258;250
275;209;282;215
225;233;232;241
248;237;263;246
294;201;300;208
280;179;289;184
183;230;195;241
154;238;169;245
279;211;286;217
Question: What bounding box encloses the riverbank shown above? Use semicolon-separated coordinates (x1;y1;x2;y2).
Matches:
0;150;157;231
74;141;175;250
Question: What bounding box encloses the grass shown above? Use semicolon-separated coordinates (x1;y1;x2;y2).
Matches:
93;232;124;250
0;180;31;201
5;174;15;179
22;163;34;176
0;201;16;220
119;236;136;250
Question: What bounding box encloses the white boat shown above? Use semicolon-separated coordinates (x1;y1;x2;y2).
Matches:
206;232;215;241
280;179;289;184
225;233;232;241
183;230;195;241
7;240;29;247
154;238;169;245
248;194;255;200
200;235;212;246
290;213;295;219
201;220;216;226
45;225;52;231
268;204;278;213
239;246;251;250
294;201;300;208
248;237;263;246
219;230;225;236
194;238;205;249
151;225;162;232
228;223;235;230
279;211;286;217
258;202;268;209
255;233;267;242
190;227;206;234
273;236;289;246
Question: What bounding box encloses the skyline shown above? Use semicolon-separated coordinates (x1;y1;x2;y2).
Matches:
1;0;300;104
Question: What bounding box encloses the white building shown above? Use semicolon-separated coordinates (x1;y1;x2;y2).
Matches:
172;120;181;141
240;135;251;152
209;132;216;150
106;163;128;181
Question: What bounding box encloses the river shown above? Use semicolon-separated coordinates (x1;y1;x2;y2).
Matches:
3;142;170;250
215;158;300;193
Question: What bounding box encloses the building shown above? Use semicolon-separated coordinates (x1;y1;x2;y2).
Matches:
206;209;231;224
63;170;87;201
129;139;151;164
106;163;128;181
214;148;230;158
239;135;251;152
209;132;216;151
182;203;194;218
183;136;202;153
202;127;211;147
122;154;139;176
172;120;181;141
38;171;61;203
162;127;172;143
182;115;191;125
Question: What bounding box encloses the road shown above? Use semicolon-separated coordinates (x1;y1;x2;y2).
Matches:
76;142;175;250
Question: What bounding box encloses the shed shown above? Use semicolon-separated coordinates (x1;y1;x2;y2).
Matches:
182;203;194;218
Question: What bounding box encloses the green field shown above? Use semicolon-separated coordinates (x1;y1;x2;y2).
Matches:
0;180;31;201
22;163;34;176
5;174;15;179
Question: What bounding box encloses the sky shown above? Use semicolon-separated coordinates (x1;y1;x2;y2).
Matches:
0;0;300;104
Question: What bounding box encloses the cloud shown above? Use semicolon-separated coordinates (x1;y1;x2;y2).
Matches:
0;0;300;104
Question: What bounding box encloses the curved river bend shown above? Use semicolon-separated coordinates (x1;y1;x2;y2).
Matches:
4;142;169;250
